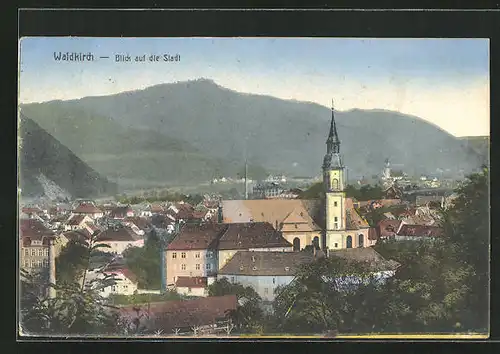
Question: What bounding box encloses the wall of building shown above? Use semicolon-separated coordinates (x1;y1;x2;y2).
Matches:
281;232;320;250
166;249;218;286
218;274;295;301
176;286;207;297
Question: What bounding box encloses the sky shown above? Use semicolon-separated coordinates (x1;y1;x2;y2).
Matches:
19;37;489;137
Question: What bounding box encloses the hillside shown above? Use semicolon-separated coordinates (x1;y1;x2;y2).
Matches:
459;136;489;165
19;102;269;189
21;79;487;187
18;114;117;199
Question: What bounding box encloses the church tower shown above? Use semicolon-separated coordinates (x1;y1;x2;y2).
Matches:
322;100;346;252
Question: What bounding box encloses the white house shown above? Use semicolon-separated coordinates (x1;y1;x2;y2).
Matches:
64;214;94;231
87;268;139;297
218;251;314;301
174;276;208;297
95;225;145;254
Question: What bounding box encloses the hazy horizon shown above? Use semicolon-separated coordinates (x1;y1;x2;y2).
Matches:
19;37;490;137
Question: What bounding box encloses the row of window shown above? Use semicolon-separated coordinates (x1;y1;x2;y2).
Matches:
172;251;214;259
22;259;49;268
179;263;212;270
23;248;49;257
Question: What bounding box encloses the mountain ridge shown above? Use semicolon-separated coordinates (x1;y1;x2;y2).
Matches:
20;79;487;187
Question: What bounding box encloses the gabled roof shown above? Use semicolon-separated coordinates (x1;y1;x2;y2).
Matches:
221;199;322;230
97;225;142;242
175;276;208;288
346;208;370;230
119;295;238;332
67;214;87;226
377;219;403;238
396;224;443;238
219;250;314;276
166;223;228;251
20;219;54;245
104;268;138;285
218;222;292;250
73;204;103;214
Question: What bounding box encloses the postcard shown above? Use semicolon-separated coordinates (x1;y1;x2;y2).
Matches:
17;36;490;339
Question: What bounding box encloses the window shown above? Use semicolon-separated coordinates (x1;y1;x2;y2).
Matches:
334;243;338;248
264;288;269;294
231;276;235;283
37;260;42;268
112;286;116;292
273;278;276;284
346;236;353;249
43;259;49;268
181;264;186;270
285;267;290;271
31;249;36;257
295;224;298;229
334;217;338;222
38;249;43;257
293;238;301;252
30;260;35;268
44;248;49;256
24;260;29;268
206;263;211;270
358;234;364;248
334;201;338;207
181;252;186;258
172;252;177;259
332;178;339;190
195;252;200;258
24;249;29;257
334;222;338;229
206;251;212;258
196;264;200;270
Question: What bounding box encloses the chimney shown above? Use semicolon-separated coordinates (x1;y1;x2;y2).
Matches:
48;238;56;299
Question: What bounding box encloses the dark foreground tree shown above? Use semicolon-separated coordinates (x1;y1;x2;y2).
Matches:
20;231;129;336
207;278;264;333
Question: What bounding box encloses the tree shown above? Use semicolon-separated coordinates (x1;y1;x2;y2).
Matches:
207;278;263;332
123;229;163;290
20;231;129;335
298;182;324;199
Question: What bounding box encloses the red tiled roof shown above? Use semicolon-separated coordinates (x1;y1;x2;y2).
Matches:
124;216;152;230
110;206;133;217
175;276;208;288
218;222;292;250
21;207;43;214
166;224;228;251
73;204;102;214
377;220;403;238
396;224;443;238
67;214;86;226
119;295;237;332
20;219;54;246
97;226;142;242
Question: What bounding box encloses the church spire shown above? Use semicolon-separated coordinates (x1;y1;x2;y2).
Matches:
323;99;343;170
326;99;340;154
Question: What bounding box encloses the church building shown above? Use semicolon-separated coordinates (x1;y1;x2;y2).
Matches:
322;101;375;252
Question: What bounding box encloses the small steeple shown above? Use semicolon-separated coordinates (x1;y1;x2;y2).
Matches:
327;99;340;154
323;99;343;169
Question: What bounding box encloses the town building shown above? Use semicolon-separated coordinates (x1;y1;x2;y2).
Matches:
321;103;374;252
218;251;315;301
118;295;238;335
217;222;293;270
109;205;135;219
165;223;226;287
221;199;323;251
95;225;145;254
174;276;209;297
71;202;104;219
87;268;139;297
